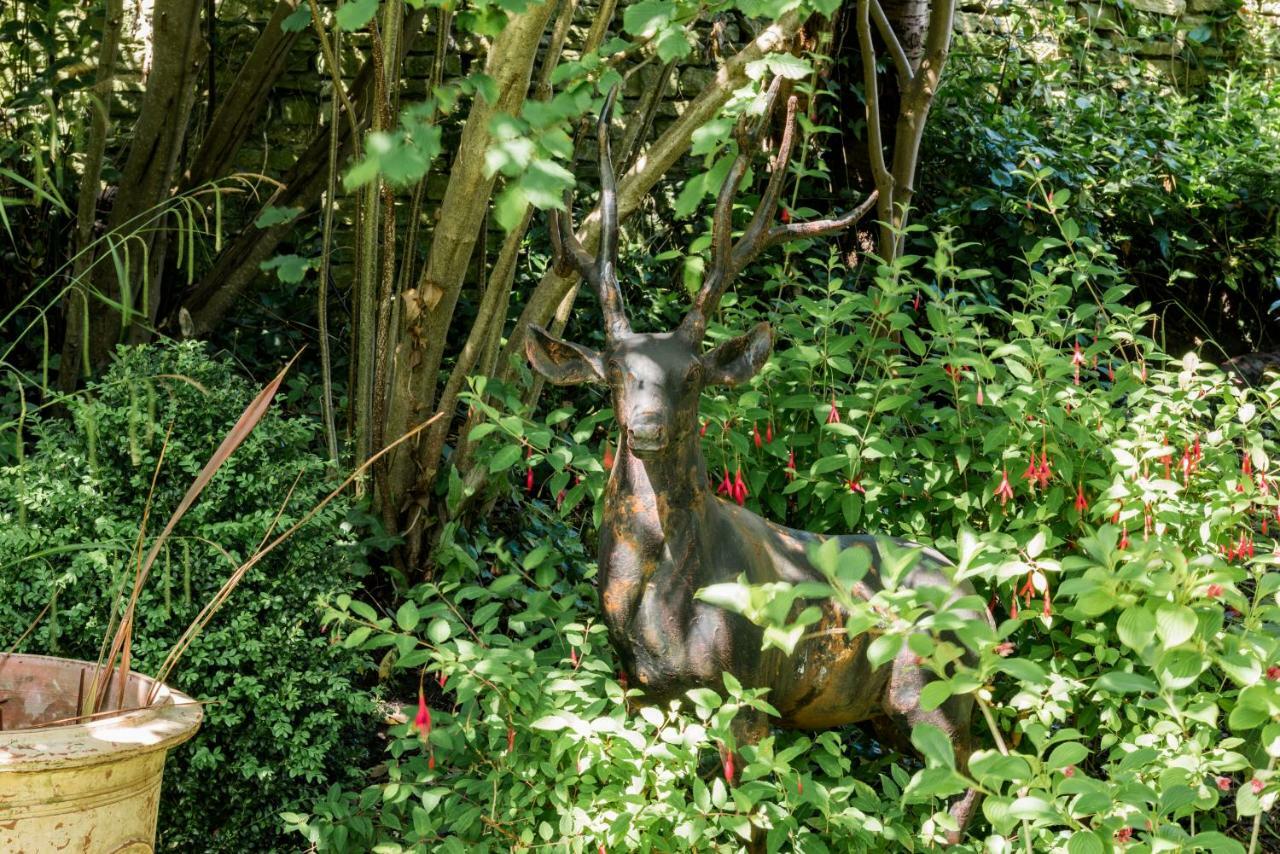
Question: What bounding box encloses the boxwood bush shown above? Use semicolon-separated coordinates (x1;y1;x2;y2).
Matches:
0;341;376;852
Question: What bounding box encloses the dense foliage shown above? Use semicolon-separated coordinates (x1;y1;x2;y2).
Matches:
295;213;1280;849
0;342;376;852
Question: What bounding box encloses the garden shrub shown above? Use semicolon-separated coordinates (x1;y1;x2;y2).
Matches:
922;3;1280;353
0;341;376;852
296;201;1279;850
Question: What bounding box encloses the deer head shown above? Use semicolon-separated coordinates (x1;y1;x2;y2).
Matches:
527;79;877;461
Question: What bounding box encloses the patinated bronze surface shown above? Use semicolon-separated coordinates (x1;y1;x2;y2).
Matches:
527;80;983;843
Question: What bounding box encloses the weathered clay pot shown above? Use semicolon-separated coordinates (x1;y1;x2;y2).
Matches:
0;653;202;853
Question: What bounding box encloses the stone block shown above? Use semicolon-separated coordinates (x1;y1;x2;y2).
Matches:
1126;0;1186;13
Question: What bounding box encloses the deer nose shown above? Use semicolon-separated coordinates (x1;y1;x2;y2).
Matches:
627;419;667;454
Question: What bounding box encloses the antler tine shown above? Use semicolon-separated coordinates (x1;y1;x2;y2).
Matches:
596;85;630;339
684;79;878;337
685;77;784;335
549;190;595;281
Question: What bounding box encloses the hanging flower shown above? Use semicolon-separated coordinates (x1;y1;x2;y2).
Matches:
1161;434;1172;480
1252;778;1264;794
414;687;432;742
508;726;516;753
1022;453;1038;485
717;466;732;496
785;449;796;482
1268;665;1280;681
847;477;865;495
1042;588;1052;617
994;641;1016;657
826;399;841;424
1216;776;1232;792
437;671;448;689
780;208;791;224
1074;484;1089;512
1072;341;1086;385
569;646;579;669
699;420;708;437
1205;584;1223;599
753;422;762;449
733;467;748;506
976;383;984;406
1035;453;1053;489
1119;524;1130;551
603;442;615;471
766;422;774;444
995;468;1015;506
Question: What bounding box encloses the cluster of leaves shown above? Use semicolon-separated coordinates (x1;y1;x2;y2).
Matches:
298;188;1280;849
0;341;377;852
925;0;1280;349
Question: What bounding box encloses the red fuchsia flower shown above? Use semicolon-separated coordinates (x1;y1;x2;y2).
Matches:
1072;342;1085;385
1022;454;1038;485
414;688;432;742
913;292;921;311
556;489;566;507
1042;588;1052;617
826;399;841;424
526;456;535;493
1075;484;1089;512
995;468;1015;506
719;742;736;785
1161;435;1172;480
1252;778;1264;794
1243;453;1253;478
699;420;707;437
1115;827;1133;843
437;671;447;689
1119;524;1131;551
569;646;579;669
847;477;866;495
1206;584;1224;599
508;726;516;753
753;422;763;449
797;777;804;795
1034;453;1053;490
1267;665;1280;681
785;449;796;482
603;442;615;471
733;467;748;506
1180;447;1194;484
717;466;732;497
1140;360;1148;383
1107;362;1115;382
1217;776;1232;792
994;641;1016;657
780;207;791;223
1010;593;1019;619
1063;765;1075;778
1143;507;1153;542
976;382;984;406
766;422;774;444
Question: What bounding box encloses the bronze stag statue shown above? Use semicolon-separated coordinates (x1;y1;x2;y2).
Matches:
527;82;984;842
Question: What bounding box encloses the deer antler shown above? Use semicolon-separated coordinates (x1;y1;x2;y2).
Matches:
549;86;631;341
682;78;878;338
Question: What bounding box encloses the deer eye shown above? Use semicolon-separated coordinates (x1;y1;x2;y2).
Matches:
685;363;702;385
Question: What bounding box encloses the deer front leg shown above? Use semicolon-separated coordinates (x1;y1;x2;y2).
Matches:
884;646;982;846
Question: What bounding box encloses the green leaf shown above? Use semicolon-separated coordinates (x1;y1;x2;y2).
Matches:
489;444;524;473
395;601;420;632
1155;604;1197;648
1096;671;1158;694
1117;605;1155;651
867;633;903;668
910;722;955;769
254;205;304;229
1066;830;1105;854
281;6;312;32
427;618;451;644
335;0;379;31
1046;741;1088;769
258;254;315;283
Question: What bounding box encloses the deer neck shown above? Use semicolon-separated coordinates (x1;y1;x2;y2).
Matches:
611;433;709;519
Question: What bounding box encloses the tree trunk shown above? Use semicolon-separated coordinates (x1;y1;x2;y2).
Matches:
184;0;305;190
60;0;125;392
74;0;206;371
378;0;558;558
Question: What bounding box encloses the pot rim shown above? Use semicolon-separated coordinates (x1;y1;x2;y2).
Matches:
0;653;203;773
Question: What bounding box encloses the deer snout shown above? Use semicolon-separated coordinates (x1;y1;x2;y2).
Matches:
627;417;668;454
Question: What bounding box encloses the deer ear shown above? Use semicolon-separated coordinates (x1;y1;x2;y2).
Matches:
702;322;772;386
525;324;606;386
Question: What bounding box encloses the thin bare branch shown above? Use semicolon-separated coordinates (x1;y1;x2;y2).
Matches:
871;0;913;85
